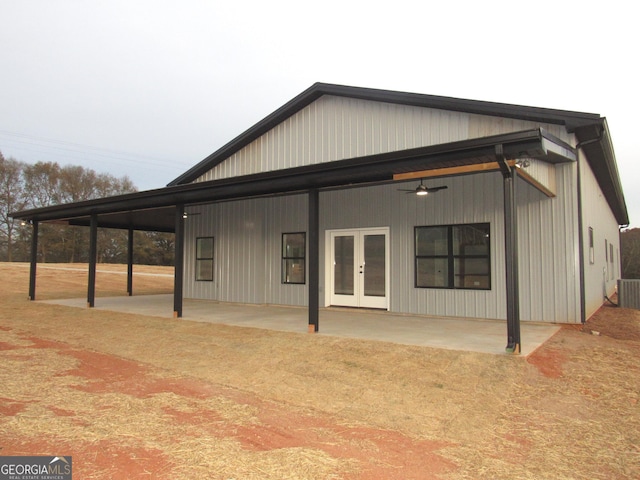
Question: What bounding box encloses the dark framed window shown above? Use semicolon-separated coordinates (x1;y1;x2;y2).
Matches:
415;223;490;290
609;242;614;280
282;232;306;284
588;227;594;264
195;237;214;281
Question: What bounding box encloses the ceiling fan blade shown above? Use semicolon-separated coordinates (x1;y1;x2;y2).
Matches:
426;186;448;192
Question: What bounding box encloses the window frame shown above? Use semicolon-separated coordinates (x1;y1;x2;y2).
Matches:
609;242;614;280
281;232;306;285
195;236;214;282
414;223;491;290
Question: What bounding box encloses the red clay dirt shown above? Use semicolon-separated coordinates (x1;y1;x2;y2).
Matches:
0;329;457;479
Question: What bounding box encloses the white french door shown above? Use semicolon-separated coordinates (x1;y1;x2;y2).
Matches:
328;227;389;309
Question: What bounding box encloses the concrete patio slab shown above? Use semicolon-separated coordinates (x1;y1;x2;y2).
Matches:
42;294;561;356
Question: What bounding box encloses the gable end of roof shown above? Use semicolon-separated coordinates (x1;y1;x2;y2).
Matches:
168;83;605;186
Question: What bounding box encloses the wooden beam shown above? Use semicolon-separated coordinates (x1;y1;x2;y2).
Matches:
517;170;556;198
393;161;517;181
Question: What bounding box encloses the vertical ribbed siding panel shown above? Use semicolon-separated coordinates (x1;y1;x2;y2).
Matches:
183;204;217;300
210;199;265;304
516;162;579;323
183;172;583;322
195;96;574;184
262;194;308;306
580;152;622;318
183;196;310;306
320;175;507;320
196;96;480;182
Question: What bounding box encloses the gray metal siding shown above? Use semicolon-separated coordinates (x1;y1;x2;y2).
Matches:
618;280;640;310
196;96;571;183
580;151;622;318
517;163;580;323
183;172;581;323
320;175;508;320
183;195;308;306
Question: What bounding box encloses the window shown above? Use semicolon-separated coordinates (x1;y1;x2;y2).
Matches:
415;223;490;290
195;237;214;281
610;243;614;280
588;227;594;264
282;233;306;284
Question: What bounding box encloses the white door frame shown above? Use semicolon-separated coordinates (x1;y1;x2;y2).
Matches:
324;227;390;310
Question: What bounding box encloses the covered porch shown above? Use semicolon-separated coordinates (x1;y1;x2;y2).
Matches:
41;294;560;356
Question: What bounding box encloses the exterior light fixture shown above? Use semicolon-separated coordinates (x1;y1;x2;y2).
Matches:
398;179;448;196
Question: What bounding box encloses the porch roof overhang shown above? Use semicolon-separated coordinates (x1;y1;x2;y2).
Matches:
10;128;575;233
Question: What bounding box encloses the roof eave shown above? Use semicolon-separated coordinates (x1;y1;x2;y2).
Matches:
575;119;629;225
12;129;566;230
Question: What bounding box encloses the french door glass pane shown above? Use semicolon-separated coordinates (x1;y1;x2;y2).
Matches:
364;234;385;297
334;236;354;295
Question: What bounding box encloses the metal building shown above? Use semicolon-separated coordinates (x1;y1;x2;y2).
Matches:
11;83;629;354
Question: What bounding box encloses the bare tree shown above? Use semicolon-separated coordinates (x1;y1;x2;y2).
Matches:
0;152;28;261
621;228;640;279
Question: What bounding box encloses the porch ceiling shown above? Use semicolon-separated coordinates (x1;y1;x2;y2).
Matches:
10;128;575;233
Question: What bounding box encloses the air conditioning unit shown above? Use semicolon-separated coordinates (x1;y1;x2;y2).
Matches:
618;279;640;310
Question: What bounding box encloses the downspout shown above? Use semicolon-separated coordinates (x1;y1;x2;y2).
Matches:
497;144;521;354
575;129;603;323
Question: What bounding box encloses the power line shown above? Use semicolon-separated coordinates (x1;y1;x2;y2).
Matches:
0;129;194;173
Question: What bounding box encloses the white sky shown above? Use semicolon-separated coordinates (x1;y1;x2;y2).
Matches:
1;0;638;225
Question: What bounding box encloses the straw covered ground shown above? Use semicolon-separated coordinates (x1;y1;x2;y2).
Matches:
0;262;639;479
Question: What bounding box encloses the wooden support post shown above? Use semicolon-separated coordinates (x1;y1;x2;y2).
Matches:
87;214;98;308
308;189;319;332
28;220;38;301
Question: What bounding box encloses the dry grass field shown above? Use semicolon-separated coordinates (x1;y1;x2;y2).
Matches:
0;262;639;479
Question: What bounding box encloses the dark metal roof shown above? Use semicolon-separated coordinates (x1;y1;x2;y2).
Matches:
168;82;603;187
10;129;574;232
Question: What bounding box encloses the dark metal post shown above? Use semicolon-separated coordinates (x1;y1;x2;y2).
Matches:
127;228;134;296
173;204;185;318
576;157;587;323
87;214;98;308
497;145;521;354
28;221;39;301
308;189;319;332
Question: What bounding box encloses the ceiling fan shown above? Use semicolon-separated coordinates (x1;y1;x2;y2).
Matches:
398;179;448;196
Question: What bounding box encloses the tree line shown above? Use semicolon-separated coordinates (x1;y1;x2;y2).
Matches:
621;228;640;279
0;150;173;265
